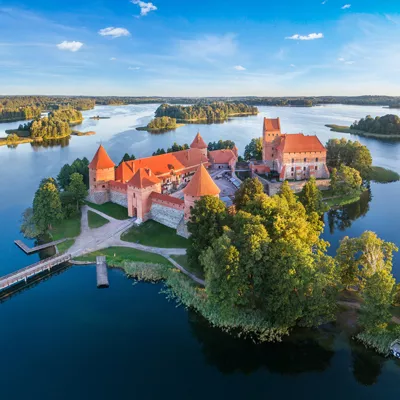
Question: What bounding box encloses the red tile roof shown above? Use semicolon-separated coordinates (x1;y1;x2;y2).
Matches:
263;117;281;133
209;149;236;164
89;145;115;169
190;132;208;149
128;168;160;189
150;192;184;206
277;134;326;153
183;164;220;197
116;148;209;180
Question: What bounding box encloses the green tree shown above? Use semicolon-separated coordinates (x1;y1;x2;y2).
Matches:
187;196;227;272
335;165;362;194
233;177;264;210
299;177;327;214
120;153;136;164
336;231;398;290
244;137;263;160
67;173;88;211
278;180;297;207
32;178;62;232
359;270;395;332
20;208;41;238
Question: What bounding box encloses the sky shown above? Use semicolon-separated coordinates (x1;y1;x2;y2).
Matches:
0;0;400;96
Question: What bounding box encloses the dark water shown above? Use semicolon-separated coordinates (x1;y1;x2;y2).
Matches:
0;104;399;398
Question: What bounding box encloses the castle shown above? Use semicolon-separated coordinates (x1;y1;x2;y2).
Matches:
250;117;330;180
88;132;237;236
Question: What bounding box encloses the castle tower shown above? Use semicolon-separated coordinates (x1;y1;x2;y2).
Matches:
190;132;208;158
183;164;220;220
88;145;115;204
262;117;281;166
127;168;161;221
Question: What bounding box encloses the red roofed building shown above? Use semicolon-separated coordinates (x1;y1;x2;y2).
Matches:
87;132;228;232
253;117;329;181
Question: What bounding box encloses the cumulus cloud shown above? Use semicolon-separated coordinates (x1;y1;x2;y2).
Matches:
131;1;157;16
341;4;351;9
285;33;324;40
234;65;246;71
98;27;130;38
56;41;83;52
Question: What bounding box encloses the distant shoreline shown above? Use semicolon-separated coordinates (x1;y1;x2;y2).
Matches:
136;123;185;133
325;124;400;140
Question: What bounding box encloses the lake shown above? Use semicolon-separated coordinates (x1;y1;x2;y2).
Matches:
0;104;399;399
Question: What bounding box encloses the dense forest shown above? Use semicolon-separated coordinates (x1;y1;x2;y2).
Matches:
155;102;259;122
147;116;178;130
351;114;400;136
0;106;41;122
49;108;83;124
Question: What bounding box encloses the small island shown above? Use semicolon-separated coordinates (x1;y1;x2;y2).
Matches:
90;115;111;120
0;108;90;147
326;114;400;140
155;102;259;123
136;116;184;133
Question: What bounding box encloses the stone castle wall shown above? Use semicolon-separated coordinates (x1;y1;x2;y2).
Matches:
149;203;184;229
110;190;128;208
87;190;110;204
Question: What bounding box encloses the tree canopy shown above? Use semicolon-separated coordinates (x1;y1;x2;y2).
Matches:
351;114;400;136
299;176;327;214
208;140;236;151
147;116;177;130
244;137;263;160
57;158;89;190
67;173;88;211
233;177;264;210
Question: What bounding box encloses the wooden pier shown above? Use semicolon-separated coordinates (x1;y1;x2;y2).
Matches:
0;253;72;290
96;256;109;288
14;239;67;255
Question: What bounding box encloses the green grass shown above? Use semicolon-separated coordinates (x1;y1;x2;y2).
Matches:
88;210;109;229
73;246;171;266
322;188;363;208
170;254;205;280
50;212;81;241
121;220;189;248
326;124;400;139
57;239;75;253
369;166;400;183
325;124;354;133
85;201;129;220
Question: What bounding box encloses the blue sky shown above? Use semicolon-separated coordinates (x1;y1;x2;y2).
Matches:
1;0;399;96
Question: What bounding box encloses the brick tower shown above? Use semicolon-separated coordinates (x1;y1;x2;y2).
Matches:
262;117;282;167
190;132;208;158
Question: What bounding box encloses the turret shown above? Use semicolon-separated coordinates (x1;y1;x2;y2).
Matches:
88;145;116;204
183;164;220;220
190;132;208;158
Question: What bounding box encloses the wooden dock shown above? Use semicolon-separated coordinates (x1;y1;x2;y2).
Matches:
96;256;109;288
14;239;67;255
0;253;72;290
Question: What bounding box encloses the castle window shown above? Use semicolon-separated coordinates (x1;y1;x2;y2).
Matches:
303;167;306;171
291;173;294;176
291;167;294;171
133;193;136;198
93;178;96;182
102;185;105;188
292;158;294;163
315;166;318;170
316;157;319;162
304;158;307;162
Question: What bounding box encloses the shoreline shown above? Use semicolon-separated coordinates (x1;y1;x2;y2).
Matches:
136;123;185;133
326;124;400;140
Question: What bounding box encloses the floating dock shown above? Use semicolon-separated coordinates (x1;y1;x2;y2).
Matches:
96;256;109;288
14;239;67;254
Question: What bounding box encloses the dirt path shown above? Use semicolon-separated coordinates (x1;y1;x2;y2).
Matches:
338;301;400;324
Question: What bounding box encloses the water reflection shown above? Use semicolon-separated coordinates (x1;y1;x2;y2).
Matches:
188;311;335;375
326;189;371;234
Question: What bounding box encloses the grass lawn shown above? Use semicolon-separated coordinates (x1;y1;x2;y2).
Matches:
57;239;75;253
85;201;129;220
74;246;171;266
322;188;364;208
170;254;205;280
369;166;400;183
121;220;189;248
50;212;81;241
88;210;109;229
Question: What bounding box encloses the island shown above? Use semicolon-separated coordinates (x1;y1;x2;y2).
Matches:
155;102;259;122
326;114;400;140
90;115;111;120
0;108;89;147
136;116;184;133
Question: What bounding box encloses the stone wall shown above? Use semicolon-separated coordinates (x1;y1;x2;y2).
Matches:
87;191;110;204
177;215;190;238
149;203;184;229
110;190;128;208
265;179;331;196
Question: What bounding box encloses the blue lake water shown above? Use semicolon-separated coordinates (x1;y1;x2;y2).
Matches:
0;104;399;398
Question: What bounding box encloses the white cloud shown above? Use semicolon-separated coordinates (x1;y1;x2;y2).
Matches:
290;64;296;68
345;60;355;64
128;66;140;70
98;27;130;38
341;4;351;9
56;41;83;52
234;65;246;71
110;57;116;61
131;1;157;17
338;57;345;61
338;57;355;64
179;34;237;61
322;1;327;4
285;33;324;41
